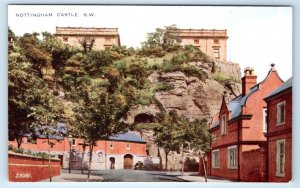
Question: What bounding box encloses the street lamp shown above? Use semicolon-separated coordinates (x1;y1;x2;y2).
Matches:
67;135;73;174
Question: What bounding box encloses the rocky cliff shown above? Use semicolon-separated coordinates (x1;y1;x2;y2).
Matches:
128;60;241;170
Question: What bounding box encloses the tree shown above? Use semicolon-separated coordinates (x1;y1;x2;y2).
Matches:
140;24;182;56
153;111;182;170
185;119;214;182
73;81;131;181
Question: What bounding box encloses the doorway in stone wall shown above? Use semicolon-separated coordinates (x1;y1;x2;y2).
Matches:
123;154;133;169
109;157;115;169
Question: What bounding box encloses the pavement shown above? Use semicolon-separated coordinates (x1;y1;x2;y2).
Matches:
40;173;104;182
40;170;232;182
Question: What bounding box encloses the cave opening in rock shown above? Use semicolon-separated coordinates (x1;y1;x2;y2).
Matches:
134;113;155;124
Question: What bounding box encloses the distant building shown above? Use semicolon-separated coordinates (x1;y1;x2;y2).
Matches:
55;27;121;51
264;78;292;182
177;29;228;62
202;64;284;181
9;131;148;170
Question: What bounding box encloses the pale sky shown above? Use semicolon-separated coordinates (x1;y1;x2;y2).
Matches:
8;5;292;81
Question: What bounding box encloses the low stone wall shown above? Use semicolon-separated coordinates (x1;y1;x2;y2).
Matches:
8;152;61;182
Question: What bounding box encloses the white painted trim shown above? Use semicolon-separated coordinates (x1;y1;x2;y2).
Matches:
276;101;286;126
227;145;238;169
276;139;286;177
212;149;220;168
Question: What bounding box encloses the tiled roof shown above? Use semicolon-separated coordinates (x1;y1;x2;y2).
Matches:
227;85;259;120
211;119;219;128
109;132;146;143
265;77;292;100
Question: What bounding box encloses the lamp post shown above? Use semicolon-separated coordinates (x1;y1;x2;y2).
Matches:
67;135;73;174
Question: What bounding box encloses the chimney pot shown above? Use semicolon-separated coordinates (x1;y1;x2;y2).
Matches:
242;67;257;96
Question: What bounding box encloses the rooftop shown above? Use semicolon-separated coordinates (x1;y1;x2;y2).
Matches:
56;27;119;36
265;77;292;100
178;29;228;38
109;132;146;143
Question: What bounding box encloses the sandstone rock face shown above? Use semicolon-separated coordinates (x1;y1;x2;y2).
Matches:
153;70;241;121
128;61;241;170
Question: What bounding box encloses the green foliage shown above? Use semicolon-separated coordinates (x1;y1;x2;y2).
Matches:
139;24;182;57
212;72;233;84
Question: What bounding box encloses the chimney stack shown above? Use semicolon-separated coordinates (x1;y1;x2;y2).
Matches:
242;67;257;96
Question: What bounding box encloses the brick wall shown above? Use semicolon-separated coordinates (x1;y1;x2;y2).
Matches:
9;152;60;182
240;147;267;182
267;89;292;182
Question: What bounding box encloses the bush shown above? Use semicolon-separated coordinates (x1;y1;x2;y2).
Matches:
212;72;232;83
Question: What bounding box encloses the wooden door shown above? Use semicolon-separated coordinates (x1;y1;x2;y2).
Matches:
124;154;133;169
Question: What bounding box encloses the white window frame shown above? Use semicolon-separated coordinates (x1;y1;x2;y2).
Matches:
263;108;268;133
277;101;286;126
221;114;227;135
213;48;220;59
212;149;220;168
227;145;238;169
276;139;285;177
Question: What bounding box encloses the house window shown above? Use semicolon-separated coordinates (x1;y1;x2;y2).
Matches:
212;149;220;168
194;39;199;44
213;48;220;59
263;108;268;133
277;101;286;126
110;142;114;149
228;145;237;169
221;114;227;135
126;143;130;150
63;37;68;42
276;139;285;177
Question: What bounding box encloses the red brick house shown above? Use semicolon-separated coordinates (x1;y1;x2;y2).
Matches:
9;131;147;170
204;64;283;181
264;77;292;182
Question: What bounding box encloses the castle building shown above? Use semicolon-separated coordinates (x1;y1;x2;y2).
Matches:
177;29;228;62
55;27;121;51
202;65;283;181
264;78;292;182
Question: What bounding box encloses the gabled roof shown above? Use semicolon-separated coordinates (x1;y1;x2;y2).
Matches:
109;132;146;143
211;67;282;127
265;77;292;100
227;85;259;120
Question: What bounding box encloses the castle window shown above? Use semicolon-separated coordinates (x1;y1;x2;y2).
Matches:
212;149;220;168
276;139;285;177
213;48;220;59
63;37;68;42
277;101;286;126
228;145;237;169
221;114;227;135
72;138;76;146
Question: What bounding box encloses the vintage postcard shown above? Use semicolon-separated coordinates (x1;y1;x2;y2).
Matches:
8;5;292;182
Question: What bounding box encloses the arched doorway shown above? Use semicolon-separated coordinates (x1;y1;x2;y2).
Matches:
123;154;133;169
109;157;115;169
